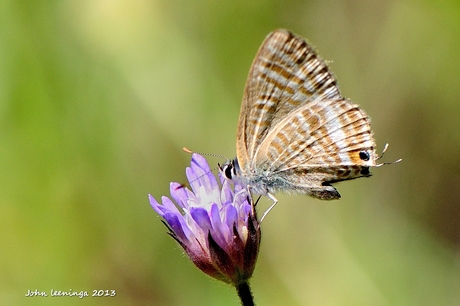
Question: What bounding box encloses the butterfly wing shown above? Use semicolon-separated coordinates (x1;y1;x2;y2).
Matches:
236;29;342;172
255;98;376;194
236;29;378;199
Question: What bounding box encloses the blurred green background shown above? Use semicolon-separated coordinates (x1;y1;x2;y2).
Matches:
1;0;459;305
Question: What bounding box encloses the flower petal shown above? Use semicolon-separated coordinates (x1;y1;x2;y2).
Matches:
149;195;180;216
186;167;201;196
224;204;238;234
163;212;190;244
170;182;189;209
209;203;228;248
161;196;181;214
148;194;163;215
190;207;212;234
220;179;234;206
190;153;218;192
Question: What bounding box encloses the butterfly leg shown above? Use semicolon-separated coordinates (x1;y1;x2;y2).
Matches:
259;192;278;223
243;186;257;219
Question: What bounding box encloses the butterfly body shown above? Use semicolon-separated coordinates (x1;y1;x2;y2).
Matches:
221;29;381;202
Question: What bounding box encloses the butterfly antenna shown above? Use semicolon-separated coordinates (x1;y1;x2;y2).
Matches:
183;147;229;162
183;147;230;179
375;143;402;167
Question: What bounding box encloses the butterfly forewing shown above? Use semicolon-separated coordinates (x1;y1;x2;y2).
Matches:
237;30;343;170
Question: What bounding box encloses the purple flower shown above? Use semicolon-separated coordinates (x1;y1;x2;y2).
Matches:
149;154;261;286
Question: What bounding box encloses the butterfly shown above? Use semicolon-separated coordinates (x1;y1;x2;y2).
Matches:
219;29;399;219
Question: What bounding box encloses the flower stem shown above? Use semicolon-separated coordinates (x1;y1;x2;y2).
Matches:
236;281;255;306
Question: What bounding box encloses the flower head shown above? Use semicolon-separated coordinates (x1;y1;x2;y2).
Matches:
149;153;261;285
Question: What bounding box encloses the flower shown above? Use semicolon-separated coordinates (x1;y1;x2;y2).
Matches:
149;153;261;286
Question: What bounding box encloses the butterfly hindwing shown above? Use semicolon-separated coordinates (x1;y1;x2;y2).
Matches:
255;99;376;184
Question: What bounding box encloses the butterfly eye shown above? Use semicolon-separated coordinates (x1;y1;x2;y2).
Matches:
224;163;234;179
359;151;370;161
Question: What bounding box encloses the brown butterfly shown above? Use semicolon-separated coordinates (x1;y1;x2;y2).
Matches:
219;29;399;219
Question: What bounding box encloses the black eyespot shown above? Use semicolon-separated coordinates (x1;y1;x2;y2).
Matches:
360;167;370;176
359;151;370;161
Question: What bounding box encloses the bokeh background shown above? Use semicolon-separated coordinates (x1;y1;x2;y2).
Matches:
1;0;459;305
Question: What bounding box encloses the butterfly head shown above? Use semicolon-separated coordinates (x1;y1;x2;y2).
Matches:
218;158;240;181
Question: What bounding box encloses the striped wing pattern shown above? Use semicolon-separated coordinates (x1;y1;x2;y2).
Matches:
234;29;377;199
237;30;342;167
